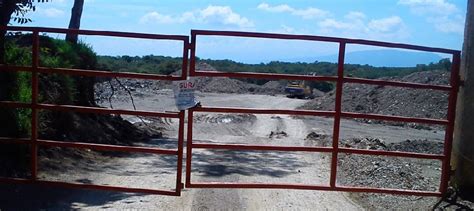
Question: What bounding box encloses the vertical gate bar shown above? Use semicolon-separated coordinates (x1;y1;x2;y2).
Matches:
181;40;189;80
175;111;185;195
440;52;461;194
330;42;346;188
185;109;194;187
189;31;197;76
30;30;40;180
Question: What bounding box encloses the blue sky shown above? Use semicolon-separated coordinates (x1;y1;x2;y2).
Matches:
15;0;467;63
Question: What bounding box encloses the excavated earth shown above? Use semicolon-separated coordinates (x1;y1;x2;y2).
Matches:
299;70;450;129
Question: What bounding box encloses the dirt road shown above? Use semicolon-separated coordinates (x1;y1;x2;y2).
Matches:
72;90;364;210
1;90;444;210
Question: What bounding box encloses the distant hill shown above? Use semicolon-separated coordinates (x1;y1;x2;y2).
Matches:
315;50;444;67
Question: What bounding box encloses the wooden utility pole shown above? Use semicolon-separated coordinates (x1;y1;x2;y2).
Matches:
452;0;474;195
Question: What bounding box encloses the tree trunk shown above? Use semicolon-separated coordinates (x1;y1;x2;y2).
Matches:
0;0;21;137
65;0;95;106
65;0;84;43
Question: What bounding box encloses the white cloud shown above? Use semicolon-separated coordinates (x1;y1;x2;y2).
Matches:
257;3;293;13
257;3;330;19
398;0;465;34
368;16;403;33
398;0;458;15
199;5;253;27
345;11;366;20
318;12;408;41
139;5;253;28
428;15;465;34
39;8;65;18
140;12;175;24
319;19;360;31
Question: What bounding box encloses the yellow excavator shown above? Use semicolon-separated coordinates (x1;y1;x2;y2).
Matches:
285;80;313;99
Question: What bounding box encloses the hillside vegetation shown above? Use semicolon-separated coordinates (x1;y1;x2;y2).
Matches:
97;55;452;93
97;55;452;79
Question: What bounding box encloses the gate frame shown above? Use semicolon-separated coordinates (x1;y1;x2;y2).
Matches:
0;26;189;196
0;26;462;197
185;29;461;197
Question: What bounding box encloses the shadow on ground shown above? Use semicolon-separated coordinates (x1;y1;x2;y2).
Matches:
0;184;143;210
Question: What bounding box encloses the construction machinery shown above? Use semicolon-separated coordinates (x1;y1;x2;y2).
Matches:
284;80;313;99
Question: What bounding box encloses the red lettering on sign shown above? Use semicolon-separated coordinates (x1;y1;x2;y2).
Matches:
179;82;194;89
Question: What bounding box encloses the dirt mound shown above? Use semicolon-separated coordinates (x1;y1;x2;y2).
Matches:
300;70;450;128
253;81;286;95
336;137;443;210
389;139;444;154
95;62;285;95
341;137;387;150
200;77;259;94
303;133;446;209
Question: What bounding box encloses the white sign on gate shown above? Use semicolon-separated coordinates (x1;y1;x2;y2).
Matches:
173;78;199;110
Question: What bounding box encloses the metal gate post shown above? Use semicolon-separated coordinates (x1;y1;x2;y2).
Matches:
330;42;346;188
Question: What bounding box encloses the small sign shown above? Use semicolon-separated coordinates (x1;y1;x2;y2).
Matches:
173;78;199;110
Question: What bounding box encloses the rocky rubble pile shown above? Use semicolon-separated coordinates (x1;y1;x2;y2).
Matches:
194;114;257;124
336;137;443;210
300;70;450;127
305;133;443;155
95;62;287;98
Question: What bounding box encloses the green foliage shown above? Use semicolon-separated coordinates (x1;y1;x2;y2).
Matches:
201;59;451;79
10;0;49;25
4;33;98;134
97;55;182;75
200;58;451;91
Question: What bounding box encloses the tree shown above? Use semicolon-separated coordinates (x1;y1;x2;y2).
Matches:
64;0;95;106
0;0;47;137
65;0;83;43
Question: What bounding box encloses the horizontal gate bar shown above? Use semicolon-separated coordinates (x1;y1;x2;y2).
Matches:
187;182;442;197
192;30;459;54
37;139;178;155
0;137;31;144
0;64;185;81
191;106;447;125
0;177;178;196
191;143;444;160
192;143;333;153
0;65;453;91
192;71;338;82
0;101;180;118
38;66;184;81
338;147;444;160
341;112;448;125
0;101;32;109
0;138;179;155
2;26;188;41
188;182;332;190
343;77;452;91
37;103;180;118
334;186;442;197
193;107;335;116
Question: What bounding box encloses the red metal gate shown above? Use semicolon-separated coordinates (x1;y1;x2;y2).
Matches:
0;26;462;197
0;26;188;196
185;30;461;197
